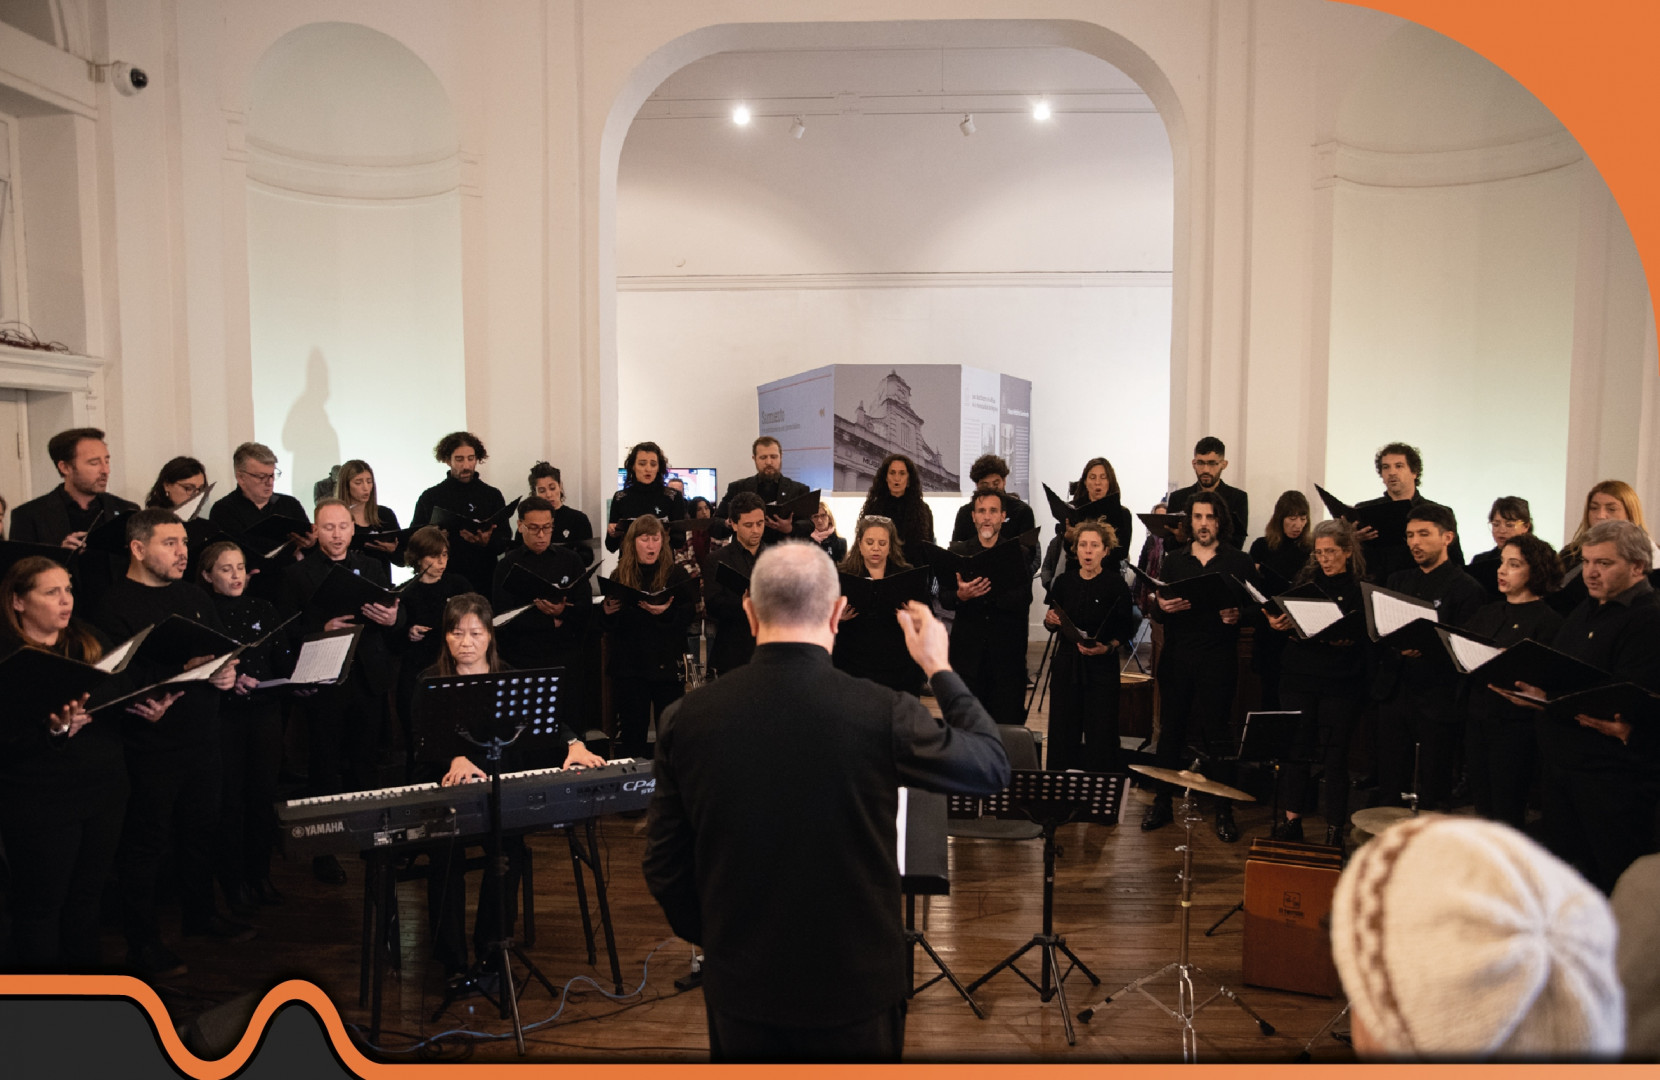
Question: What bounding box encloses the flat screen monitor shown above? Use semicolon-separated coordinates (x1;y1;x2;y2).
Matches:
615;467;718;504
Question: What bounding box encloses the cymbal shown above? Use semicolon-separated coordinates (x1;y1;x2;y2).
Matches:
1350;806;1423;835
1129;764;1255;803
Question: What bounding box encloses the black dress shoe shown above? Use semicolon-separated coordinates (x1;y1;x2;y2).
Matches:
225;883;259;919
1214;808;1240;843
250;878;286;906
1275;816;1304;842
127;942;188;980
1141;800;1174;831
183;914;258;944
312;854;347;885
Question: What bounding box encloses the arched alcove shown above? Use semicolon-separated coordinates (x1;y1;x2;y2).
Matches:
1323;22;1588;545
603;21;1184;527
245;21;466;517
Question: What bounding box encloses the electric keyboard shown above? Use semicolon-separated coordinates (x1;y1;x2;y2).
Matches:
276;759;654;856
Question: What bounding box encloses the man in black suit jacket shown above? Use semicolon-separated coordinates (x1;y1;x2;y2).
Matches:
10;427;139;613
1165;435;1250;549
643;542;1010;1062
709;436;813;545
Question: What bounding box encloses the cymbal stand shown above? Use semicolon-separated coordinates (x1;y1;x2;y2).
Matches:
1297;1001;1351;1061
1077;790;1275;1062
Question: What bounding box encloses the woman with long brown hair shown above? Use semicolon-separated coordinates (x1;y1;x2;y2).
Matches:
601;515;695;759
834;516;926;694
0;557;139;968
1042;520;1138;772
857;453;934;553
336;459;402;562
1249;490;1313;708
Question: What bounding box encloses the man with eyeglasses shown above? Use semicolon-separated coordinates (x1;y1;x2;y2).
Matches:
491;497;590;676
1165;436;1250;549
209;442;316;602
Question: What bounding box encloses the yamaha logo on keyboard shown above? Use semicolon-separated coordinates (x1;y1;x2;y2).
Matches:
293;820;346;839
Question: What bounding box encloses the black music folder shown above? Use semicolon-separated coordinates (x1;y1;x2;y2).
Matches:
612;515;714;538
1542;682;1660;725
766;488;822;521
81;510;136;555
1132;564;1241;613
0;539;73;579
1234;574;1287;617
1275;586;1360;641
1457;637;1617;696
237;513;314;558
91;645;248;713
838;565;934;612
433;498;522;533
0;646;114;724
350;525;415;551
913;534;1035;592
104;614;243;671
1136;512;1187;542
1360;582;1440;649
255;627;361;689
1042;484;1122;527
503;560;600;604
714;561;751;595
599;575;690;606
305;563;401;622
1313;484;1415;539
1052;599;1122;646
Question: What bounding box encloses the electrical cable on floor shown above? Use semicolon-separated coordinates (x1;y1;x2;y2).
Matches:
345;937;675;1055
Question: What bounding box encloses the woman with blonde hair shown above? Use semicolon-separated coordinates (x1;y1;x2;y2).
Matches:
835;516;925;694
1553;480;1660;613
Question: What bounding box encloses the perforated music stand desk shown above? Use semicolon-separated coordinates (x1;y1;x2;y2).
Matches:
960;770;1127;1046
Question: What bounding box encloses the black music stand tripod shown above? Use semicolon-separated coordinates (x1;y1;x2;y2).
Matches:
962;770;1126;1046
1206;709;1313;937
421;670;565;1055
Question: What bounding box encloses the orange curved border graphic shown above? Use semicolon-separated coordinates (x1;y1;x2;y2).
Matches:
2;1;1656;1076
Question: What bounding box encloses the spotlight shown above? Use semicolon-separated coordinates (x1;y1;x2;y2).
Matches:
733;104;751;126
959;113;976;137
789;116;806;139
1033;100;1052;121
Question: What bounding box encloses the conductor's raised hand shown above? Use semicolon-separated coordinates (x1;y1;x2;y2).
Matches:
896;601;951;678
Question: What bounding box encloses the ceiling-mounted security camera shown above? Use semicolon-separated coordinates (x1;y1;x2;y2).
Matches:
110;61;149;96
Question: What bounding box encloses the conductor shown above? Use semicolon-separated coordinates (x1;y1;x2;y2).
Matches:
642;541;1011;1062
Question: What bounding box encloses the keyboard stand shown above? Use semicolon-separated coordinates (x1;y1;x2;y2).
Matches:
564;819;625;993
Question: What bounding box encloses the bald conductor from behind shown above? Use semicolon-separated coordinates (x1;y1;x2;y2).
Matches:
643;541;1011;1062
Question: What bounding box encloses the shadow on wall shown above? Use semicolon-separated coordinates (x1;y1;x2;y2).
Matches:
282;348;341;504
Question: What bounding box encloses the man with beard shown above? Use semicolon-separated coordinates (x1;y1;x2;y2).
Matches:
1142;492;1259;841
1351;442;1465;582
1372;502;1485;813
939;487;1039;726
949;454;1037;544
411;432;509;594
281;498;404;884
91;509;249;978
710;437;813;546
1165;436;1249;549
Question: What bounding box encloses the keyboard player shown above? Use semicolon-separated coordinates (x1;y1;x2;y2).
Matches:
417;592;603;990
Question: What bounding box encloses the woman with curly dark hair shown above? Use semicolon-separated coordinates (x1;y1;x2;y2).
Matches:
605;441;686;554
857;453;934;553
1465;532;1564;829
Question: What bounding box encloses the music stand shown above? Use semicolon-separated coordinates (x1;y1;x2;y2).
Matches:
899;789;981;1017
1206;710;1310;936
418;668;565;1056
961;770;1127;1046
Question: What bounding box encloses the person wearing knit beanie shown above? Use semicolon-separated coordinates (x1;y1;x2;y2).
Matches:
1329;815;1624;1059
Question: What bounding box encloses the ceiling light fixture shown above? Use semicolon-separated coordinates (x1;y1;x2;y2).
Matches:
732;104;751;126
1032;100;1052;121
959;113;976;137
789;115;806;139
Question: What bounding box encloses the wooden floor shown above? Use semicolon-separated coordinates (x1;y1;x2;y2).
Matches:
125;652;1361;1065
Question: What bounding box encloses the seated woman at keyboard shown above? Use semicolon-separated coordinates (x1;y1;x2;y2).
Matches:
417;592;603;990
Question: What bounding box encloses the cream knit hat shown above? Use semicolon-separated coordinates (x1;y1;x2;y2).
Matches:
1329;815;1624;1059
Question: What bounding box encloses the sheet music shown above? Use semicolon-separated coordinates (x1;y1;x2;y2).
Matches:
1369;591;1438;637
494;604;532;627
1448;636;1505;674
258;634;355;687
263;541;289;560
95;636;141;673
1283;598;1344;637
175;484;211;521
1239;578;1268;604
164;651;237;683
896;787;910;878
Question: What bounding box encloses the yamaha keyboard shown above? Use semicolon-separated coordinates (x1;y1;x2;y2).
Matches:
277;759;654;856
